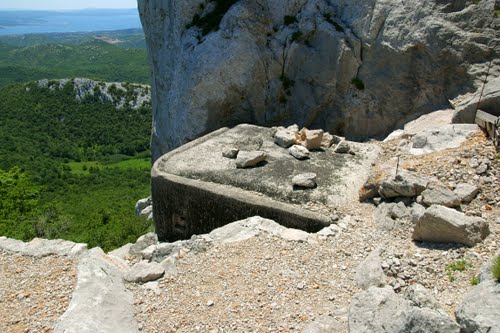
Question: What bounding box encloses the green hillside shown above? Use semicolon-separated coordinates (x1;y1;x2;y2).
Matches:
0;40;150;88
0;81;153;251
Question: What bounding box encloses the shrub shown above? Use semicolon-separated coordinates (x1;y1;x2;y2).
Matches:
284;15;298;26
446;258;472;282
492;254;500;281
470;275;480;285
291;31;303;43
351;77;365;90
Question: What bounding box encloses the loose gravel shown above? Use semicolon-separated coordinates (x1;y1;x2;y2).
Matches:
0;250;77;333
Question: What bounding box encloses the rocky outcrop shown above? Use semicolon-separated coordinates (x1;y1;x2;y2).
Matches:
37;78;151;110
138;0;499;161
0;236;87;258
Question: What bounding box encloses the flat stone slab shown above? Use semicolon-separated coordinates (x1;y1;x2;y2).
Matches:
53;248;138;333
0;237;87;258
152;124;380;241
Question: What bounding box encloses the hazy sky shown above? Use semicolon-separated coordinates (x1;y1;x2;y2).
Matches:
0;0;137;10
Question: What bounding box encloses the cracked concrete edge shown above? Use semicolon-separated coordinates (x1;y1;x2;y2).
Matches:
152;126;230;177
0;236;87;258
53;247;139;333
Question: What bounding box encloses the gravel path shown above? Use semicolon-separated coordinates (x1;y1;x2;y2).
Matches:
128;212;383;333
0;250;77;333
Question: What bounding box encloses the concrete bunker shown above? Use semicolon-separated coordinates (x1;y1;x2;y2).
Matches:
151;124;380;242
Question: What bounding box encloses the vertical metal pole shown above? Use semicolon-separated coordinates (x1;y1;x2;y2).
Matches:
395;155;400;180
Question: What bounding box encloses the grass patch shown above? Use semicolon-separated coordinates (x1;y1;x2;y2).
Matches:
471;275;480;285
446;258;472;282
492;254;500;281
67;157;150;175
351;77;365;90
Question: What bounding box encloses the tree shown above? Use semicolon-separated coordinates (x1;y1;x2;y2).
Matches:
0;167;41;238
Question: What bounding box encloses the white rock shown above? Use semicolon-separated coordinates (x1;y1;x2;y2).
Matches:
355;247;386;290
274;129;297;148
292;173;317;188
129;232;158;257
235;151;267;168
141;244;156;260
124;261;165;283
454;183;480;204
280;229;310;242
412;205;490;247
134;197;152;216
421;186;461;208
335;140;351;154
222;147;239;158
289;145;310;160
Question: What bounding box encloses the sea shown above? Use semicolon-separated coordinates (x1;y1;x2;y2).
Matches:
0;9;142;35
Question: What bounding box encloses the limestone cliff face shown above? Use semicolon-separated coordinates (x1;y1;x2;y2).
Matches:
138;0;499;161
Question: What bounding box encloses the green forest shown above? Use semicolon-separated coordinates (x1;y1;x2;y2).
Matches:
0;77;153;251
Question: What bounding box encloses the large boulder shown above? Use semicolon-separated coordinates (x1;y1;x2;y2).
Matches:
379;172;428;199
138;0;499;161
355;247;386;290
348;286;459;333
454;183;480;204
421;186;461;208
456;280;500;333
412;205;490;247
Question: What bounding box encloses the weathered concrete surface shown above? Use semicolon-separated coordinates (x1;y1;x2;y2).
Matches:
152;124;379;241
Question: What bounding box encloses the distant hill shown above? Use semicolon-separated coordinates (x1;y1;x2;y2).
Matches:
0;39;149;88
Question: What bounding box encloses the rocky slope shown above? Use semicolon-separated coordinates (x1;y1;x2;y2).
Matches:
37;78;151;110
138;0;499;161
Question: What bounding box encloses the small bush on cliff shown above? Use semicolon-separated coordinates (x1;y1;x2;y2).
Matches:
351;77;365;90
284;15;298;26
291;31;303;43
